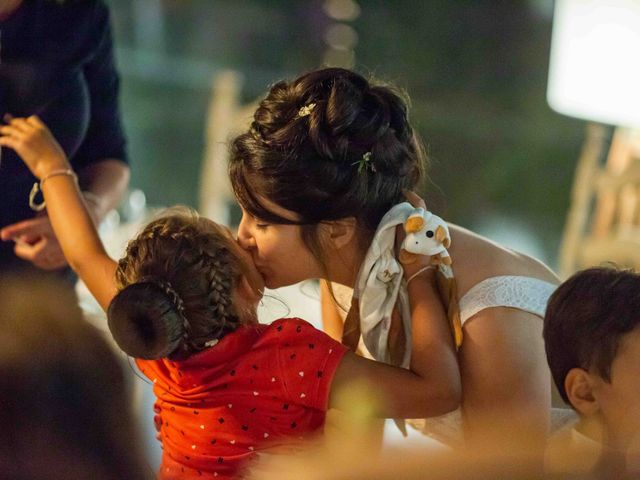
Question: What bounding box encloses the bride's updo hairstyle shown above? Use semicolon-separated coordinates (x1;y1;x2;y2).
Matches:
230;67;426;269
107;208;247;361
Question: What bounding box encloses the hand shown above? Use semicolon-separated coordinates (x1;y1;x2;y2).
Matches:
0;115;69;178
0;215;68;270
395;191;427;258
404;190;427;209
397;191;433;279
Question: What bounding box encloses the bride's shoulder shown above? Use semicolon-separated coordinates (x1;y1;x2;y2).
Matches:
447;223;559;294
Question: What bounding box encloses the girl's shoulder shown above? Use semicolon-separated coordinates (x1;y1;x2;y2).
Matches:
266;318;325;338
261;318;346;351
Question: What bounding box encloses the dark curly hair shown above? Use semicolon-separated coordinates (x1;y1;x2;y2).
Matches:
229;67;427;275
107;207;248;361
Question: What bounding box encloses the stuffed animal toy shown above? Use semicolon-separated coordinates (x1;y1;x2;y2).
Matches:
398;206;462;349
400;207;452;266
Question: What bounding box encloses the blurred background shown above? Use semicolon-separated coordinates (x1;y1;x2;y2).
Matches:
107;0;588;269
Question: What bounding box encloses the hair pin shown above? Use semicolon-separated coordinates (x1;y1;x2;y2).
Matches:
351;151;376;174
298;103;316;118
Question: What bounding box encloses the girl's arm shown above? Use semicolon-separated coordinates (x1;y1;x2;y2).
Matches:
329;255;461;419
0;116;118;309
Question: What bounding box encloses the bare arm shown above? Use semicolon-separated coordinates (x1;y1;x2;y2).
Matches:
0;159;129;272
0;116;118;309
459;308;551;451
329;267;461;419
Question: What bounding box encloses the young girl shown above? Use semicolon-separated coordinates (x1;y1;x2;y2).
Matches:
0;116;460;479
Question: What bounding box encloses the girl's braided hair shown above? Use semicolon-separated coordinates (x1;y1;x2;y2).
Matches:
107;207;245;360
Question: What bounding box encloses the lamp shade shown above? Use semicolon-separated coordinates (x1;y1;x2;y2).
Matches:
547;0;640;127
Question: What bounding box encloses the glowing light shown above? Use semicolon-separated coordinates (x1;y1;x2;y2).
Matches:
547;0;640;127
324;23;359;50
323;0;361;21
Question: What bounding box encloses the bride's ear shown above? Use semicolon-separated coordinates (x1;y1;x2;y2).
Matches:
322;217;357;250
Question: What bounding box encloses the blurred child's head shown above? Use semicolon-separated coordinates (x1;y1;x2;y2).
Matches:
544;266;640;450
0;278;150;479
107;207;264;361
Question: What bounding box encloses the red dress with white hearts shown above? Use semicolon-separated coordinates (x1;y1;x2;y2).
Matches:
136;318;348;479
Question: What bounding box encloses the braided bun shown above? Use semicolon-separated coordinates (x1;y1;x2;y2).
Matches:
110;207;244;360
107;282;185;360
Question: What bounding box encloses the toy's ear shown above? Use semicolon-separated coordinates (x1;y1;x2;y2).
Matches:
436;226;451;248
405;215;424;234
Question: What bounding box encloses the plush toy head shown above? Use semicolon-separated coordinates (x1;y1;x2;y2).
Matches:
400;208;452;265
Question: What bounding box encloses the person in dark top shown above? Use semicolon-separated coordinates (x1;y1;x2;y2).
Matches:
0;0;129;281
0;277;153;480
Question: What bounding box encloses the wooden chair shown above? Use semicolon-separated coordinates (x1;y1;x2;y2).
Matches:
559;125;640;277
198;71;259;226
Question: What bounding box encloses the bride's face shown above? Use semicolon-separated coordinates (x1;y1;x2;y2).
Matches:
237;198;325;289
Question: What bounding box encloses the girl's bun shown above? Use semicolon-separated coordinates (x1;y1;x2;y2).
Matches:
107;282;185;360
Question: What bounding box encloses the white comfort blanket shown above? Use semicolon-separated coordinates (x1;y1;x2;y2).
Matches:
354;202;415;367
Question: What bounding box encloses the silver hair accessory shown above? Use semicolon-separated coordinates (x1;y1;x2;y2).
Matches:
351;151;376;174
297;103;316;118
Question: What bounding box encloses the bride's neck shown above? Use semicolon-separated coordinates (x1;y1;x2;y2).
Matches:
324;236;368;288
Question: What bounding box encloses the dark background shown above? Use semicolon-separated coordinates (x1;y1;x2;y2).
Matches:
108;0;588;267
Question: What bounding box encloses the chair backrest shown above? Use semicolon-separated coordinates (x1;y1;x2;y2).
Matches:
199;71;258;225
559;125;640;277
